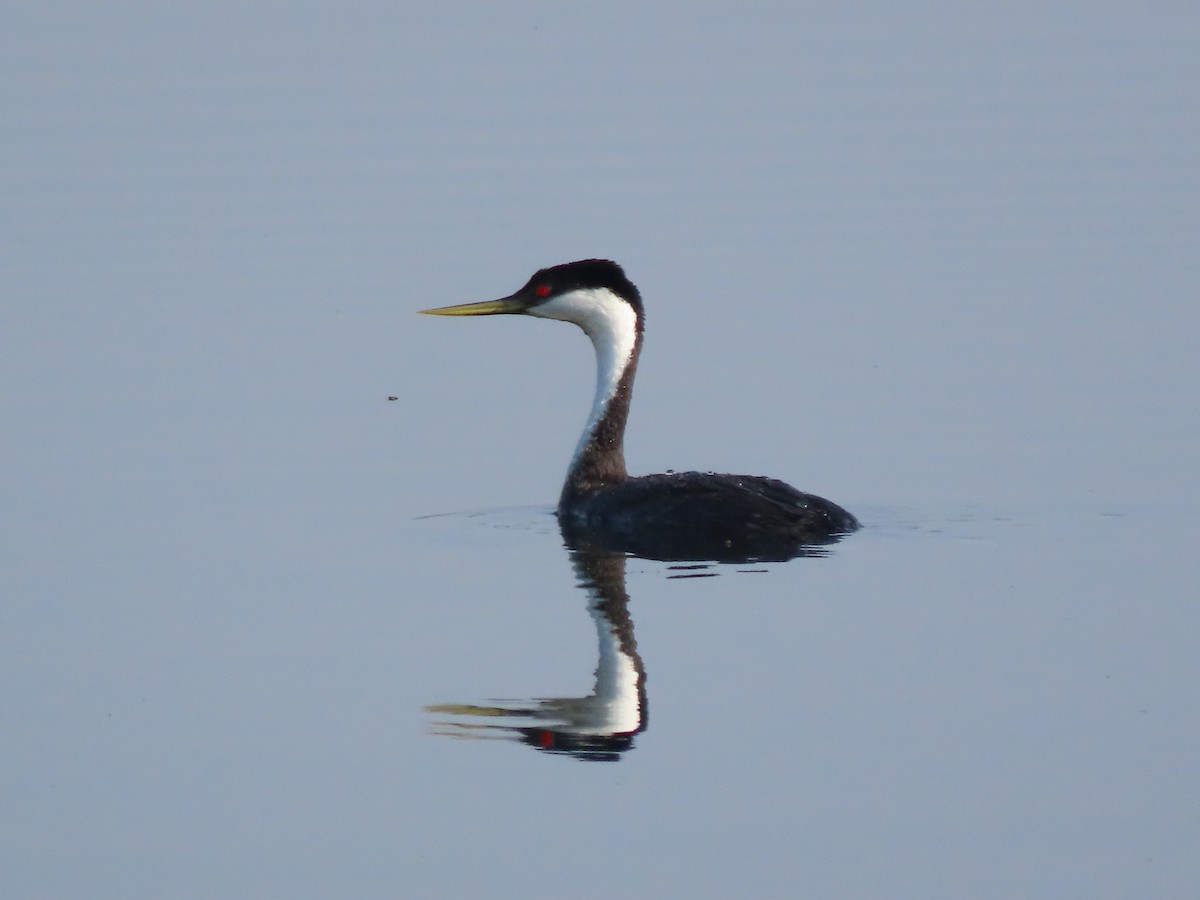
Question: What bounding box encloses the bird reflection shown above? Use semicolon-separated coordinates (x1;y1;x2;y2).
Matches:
559;507;844;563
425;515;851;760
426;548;646;762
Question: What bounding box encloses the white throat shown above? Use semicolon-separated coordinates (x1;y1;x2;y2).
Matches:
528;287;640;468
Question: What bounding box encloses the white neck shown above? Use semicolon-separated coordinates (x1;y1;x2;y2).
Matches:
586;599;643;733
528;287;640;471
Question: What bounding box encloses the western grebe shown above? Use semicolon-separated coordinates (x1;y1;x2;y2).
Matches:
420;259;858;560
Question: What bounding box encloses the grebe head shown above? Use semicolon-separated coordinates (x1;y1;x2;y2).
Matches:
419;259;643;343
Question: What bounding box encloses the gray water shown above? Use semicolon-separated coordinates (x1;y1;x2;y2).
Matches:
4;5;1198;898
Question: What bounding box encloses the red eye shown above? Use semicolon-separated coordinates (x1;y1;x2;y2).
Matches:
535;283;551;298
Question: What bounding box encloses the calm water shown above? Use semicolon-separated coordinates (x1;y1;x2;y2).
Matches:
4;5;1198;898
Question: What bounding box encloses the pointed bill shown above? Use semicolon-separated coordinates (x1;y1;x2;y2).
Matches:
419;295;530;316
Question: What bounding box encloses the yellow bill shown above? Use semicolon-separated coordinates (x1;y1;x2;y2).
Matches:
419;296;529;316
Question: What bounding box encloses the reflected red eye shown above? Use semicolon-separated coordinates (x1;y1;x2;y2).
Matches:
535;283;551;298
